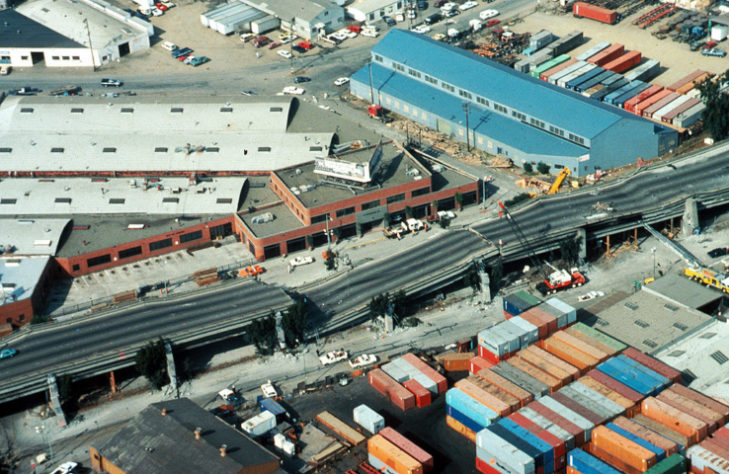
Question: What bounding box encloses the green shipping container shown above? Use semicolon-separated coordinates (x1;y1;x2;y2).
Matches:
512;290;542;307
531;54;571;78
571;322;627;353
644;453;686;474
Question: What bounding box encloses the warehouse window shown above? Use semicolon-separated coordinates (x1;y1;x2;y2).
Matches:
407;68;421;78
387;193;405;204
0;198;17;204
476;97;489;107
458;89;472;100
441;82;455;93
512;111;527;121
162;197;179;203
336;207;355;218
52;56;59;60
71;108;84;113
121;108;134;113
55;197;72;204
411;187;430;197
180;230;203;243
269;107;283;112
216;198;233;204
20;108;33;113
373;54;383;63
206;147;219;152
424;75;437;85
72;56;80;60
220;107;233;112
0;148;11;153
493;103;508;114
118;246;143;259
391;62;405;72
258;146;271;152
51;147;65;153
155;147;168;153
361;200;380;210
109;198;125;204
149;238;173;252
62;56;70;61
103;147;116;153
311;214;328;224
309;146;323;152
170;107;184;113
87;254;111;267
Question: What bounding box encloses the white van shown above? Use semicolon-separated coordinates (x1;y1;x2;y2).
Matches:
0;65;10;76
161;41;177;51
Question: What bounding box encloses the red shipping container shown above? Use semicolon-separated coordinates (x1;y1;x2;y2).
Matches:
587;43;625;66
701;438;729;461
667;384;729;425
635;89;673;116
443;352;475;372
657;391;720;432
470;356;494;374
401;353;448;393
603;51;642;74
368;368;416;411
622;347;682;384
573;2;618;24
519;310;550;339
510;412;566;470
526;345;581;382
477;344;514;365
708;431;729;452
667;69;708;92
530;400;587;446
477;368;533;407
641;397;707;445
713;427;729;445
586;369;644;403
379;427;434;472
624;85;664;114
552;391;604;425
612;415;679;457
403;379;431;408
524;307;558;335
632;414;691;448
475;456;502;474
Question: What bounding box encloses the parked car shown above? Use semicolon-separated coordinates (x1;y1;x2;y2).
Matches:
479;9;499;20
459;1;478;10
349;354;378;368
282;86;305;95
50;462;78;474
293;76;311;83
708;248;729;258
434;0;446;6
425;12;442;25
0;65;10;76
291;44;306;53
0;348;17;360
172;47;192;58
443;8;460;17
417;0;428;9
240;89;257;96
100;78;123;87
261;379;278;398
155;2;168;11
188;56;210;67
412;24;431;34
279;34;297;43
252;36;271;48
290;256;314;267
161;40;177;51
267;41;280;49
150;7;163;16
384;16;396;26
8;87;39;96
334;77;350;86
218;388;244;406
440;2;458;10
319;350;349;366
702;47;727;57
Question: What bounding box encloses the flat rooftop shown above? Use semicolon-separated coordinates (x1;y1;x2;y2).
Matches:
595;288;712;354
655;319;729;405
276;142;432;209
642;273;722;311
240;203;303;239
0;177;247;216
0;255;51;306
0;9;83;49
55;214;230;258
0;218;70;255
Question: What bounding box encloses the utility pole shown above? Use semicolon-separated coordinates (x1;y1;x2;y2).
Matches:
462;102;471;151
325;213;331;250
651;247;656;279
83;18;96;70
368;62;375;104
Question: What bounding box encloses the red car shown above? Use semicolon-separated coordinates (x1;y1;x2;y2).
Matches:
253;36;271;48
485;19;500;26
155;3;168;10
296;41;313;50
268;41;280;49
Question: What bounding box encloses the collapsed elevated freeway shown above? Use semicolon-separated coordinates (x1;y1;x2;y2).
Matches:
2;140;729;404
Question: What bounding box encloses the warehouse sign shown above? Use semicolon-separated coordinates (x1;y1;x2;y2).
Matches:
314;142;382;183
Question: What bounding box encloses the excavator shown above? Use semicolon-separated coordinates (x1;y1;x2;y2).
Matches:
547;167;571;195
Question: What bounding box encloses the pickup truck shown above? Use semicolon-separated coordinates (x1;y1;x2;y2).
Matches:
289;256;314;267
218;388;244;406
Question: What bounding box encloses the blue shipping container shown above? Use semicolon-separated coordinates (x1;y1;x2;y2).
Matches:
615;355;670;389
596;359;655;396
488;423;544;470
446;388;498;429
259;398;286;416
614;82;652;108
497;418;554;473
605;357;665;394
575;69;611;93
606;423;666;462
566;67;605;91
568;448;622;474
503;294;531;317
447;405;488;433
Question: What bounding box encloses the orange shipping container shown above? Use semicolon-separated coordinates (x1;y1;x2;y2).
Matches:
446;415;476;442
657;391;721;432
592;425;657;472
667;384;729;424
641;397;707;446
517;348;574;386
552;331;609;362
470;356;494;374
368;434;423;474
540;337;597;372
508;356;562;392
524;345;580;382
632;414;691;448
467;375;521;412
443;352;475;372
476;368;533;407
579;376;638;417
589;442;643;474
455;378;511;417
564;327;618;357
565;466;580;474
612;416;679;457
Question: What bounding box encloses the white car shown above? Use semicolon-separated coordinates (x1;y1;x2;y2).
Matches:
279;34;297;44
161;40;177;51
319;350;349;366
349;354;378;368
459;1;478;10
50;462;78;474
277;50;293;59
261;380;278;398
290;256;314;267
334;77;350;86
441;2;458;10
150;7;163;16
282;86;305;95
412;24;431;34
479;9;499;20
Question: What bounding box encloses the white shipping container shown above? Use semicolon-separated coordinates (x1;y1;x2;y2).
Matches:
545;297;576;324
381;361;410;383
712;25;729;42
539;396;595;438
476;429;535;474
520;407;575;450
566;383;624;417
688;444;729;474
499;320;529;351
273;433;286;449
353;404;385;434
241;410;276;437
251;15;280;34
392;358;438;393
509;316;539;346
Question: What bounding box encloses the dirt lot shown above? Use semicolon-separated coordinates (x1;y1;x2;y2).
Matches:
511;6;727;86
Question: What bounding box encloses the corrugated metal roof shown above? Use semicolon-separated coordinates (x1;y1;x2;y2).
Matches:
353;64;588;159
372;30;655;139
0;10;83;49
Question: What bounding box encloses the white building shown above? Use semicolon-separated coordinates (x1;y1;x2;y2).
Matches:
2;0;152;69
241;0;345;39
347;0;406;23
200;1;267;36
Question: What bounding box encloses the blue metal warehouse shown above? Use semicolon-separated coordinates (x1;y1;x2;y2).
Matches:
350;30;678;177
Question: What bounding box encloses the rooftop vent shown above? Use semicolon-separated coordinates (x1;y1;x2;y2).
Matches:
667;350;685;358
634;319;649;328
624;302;639;311
673;322;688;331
219;444;227;457
194;427;201;440
642;339;657;349
711;351;728;365
700;332;717;339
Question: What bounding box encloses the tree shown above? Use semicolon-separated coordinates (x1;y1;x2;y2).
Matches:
282;301;308;347
30;314;47;325
697;69;729;140
135;338;169;390
504;192;532;208
323;250;336;270
523;162;533;174
537;162;551;175
248;315;277;355
369;293;389;317
559;236;581;266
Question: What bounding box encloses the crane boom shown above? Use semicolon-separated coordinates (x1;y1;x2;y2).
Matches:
547;168;571;195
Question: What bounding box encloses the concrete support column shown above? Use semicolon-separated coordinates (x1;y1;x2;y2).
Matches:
576;228;587;261
46;374;67;427
164;340;178;398
682;198;699;236
110;370;117;394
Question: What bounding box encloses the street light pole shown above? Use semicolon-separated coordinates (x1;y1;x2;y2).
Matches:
462;102;470;152
325;214;331;250
651;247;656;279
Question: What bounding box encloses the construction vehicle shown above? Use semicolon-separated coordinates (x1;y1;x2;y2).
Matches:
547;167;571;194
684;267;729;293
367;105;392;123
536;262;586;295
